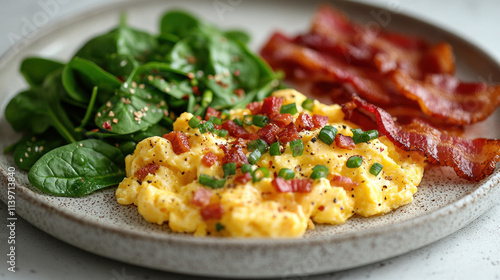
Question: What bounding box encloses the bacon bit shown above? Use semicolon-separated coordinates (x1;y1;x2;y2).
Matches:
219;144;249;167
335;134;355;150
205;107;221;121
331;175;359;191
187;56;197;64
318;205;325;211
234;69;241;77
135;164;160;182
191;188;212;207
342;95;500;182
182;94;190;100
257;123;280;145
112;118;118;124
295;112;315;131
312;115;329;128
276;122;301;144
272;177;313;193
222;120;258;140
270;113;294;128
233;88;245;97
246;102;262;115
201;152;218;167
200;203;224;220
233;172;252;185
192;86;200;95
163;132;191;155
102;121;112;130
260;96;283;118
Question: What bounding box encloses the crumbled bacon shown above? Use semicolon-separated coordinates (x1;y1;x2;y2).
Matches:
272;177;313;193
260;96;283;118
271;113;294;128
200;203;224;220
335;134;355;150
205;107;221;121
312;115;329;128
233;172;252;185
331;175;358;191
163;132;190;155
295;112;315;131
276;122;301;144
135;164;160;182
246;102;262;115
201;152;218;167
219;144;249;167
191;188;212;207
222;120;258;140
258;123;280;144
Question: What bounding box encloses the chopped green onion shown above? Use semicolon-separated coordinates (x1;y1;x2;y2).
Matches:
216;223;225;232
188;116;201;128
213;129;228;137
199;174;226;189
290;139;303;157
221;109;230;120
223;162;236;177
248;149;262;165
346;156;363;168
198;121;214;133
233;118;243;127
318;125;338;145
278;168;295;180
351;128;379;144
201;90;213;106
280;103;298;115
302;99;314;111
252;167;270;182
208;116;222;125
247;139;269;154
243;115;254;126
252;115;270;127
369;163;383;176
310;165;329;179
241;163;253;174
269;142;282;156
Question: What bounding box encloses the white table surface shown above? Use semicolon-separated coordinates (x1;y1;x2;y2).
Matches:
1;0;499;279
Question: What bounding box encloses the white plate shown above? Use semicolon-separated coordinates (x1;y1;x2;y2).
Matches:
1;0;500;278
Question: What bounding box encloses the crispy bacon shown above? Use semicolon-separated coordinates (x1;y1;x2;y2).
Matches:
233;172;252;185
200;203;224;220
219;144;249;167
258;123;279;145
163;132;190;155
246;102;262;115
201;152;218;167
295;112;315;131
271;113;294;128
191;188;212;207
343;95;500;181
335;134;356;150
276;122;301;144
205;107;221;121
312;115;329;128
222;120;258;140
391;70;500;125
272;177;313;193
134;164;160;182
331;175;359;191
260;96;283;118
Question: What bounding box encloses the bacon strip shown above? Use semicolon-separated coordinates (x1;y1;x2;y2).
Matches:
163;132;190;155
342;95;500;182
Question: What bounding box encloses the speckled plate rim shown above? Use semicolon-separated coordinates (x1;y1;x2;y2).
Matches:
1;0;500;278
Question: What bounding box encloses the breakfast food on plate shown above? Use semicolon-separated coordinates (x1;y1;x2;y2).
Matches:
260;4;500;181
116;89;425;237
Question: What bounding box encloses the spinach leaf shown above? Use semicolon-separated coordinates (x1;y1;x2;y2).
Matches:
160;10;200;38
62;57;121;104
13;132;64;170
28;139;125;197
20;57;64;87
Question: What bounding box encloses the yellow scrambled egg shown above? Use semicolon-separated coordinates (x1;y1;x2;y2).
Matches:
116;89;425;237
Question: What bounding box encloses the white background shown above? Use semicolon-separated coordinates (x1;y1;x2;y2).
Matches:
1;0;499;279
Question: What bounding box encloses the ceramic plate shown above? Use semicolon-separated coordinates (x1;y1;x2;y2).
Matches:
1;0;500;278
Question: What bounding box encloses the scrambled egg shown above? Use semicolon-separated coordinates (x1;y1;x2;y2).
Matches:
116;90;425;237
